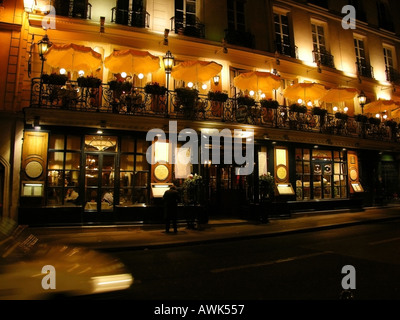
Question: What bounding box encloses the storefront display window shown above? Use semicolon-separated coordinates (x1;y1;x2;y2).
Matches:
296;148;347;200
47;135;81;206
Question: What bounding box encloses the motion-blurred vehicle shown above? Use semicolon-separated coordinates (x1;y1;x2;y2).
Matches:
0;218;133;300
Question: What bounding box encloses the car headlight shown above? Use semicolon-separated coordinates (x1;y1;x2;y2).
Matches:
91;273;133;294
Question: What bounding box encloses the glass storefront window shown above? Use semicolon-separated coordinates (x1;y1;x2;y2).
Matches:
296;148;347;200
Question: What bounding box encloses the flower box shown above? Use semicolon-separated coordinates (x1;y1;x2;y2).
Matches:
108;80;132;93
41;73;68;85
144;82;167;95
77;76;102;88
237;96;255;107
208;91;228;102
260;99;279;109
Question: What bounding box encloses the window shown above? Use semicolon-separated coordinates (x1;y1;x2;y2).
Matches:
227;0;245;32
47;134;82;206
377;0;394;32
119;137;150;205
354;37;373;78
274;12;293;57
311;23;326;53
383;46;397;82
295;148;347;200
52;0;90;19
175;0;197;29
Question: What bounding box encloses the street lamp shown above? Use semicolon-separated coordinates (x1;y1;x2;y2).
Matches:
163;50;174;117
37;34;52;107
358;90;367;114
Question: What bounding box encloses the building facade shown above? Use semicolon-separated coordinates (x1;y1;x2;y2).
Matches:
1;0;400;226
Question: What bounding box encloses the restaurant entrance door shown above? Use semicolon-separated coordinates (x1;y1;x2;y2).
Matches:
203;164;251;217
83;153;116;223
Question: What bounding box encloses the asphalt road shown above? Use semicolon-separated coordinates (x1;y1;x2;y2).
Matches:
86;219;400;302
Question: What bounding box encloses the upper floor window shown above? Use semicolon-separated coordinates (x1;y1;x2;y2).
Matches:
311;22;334;68
354;37;373;78
175;0;197;28
383;46;399;83
274;12;293;57
113;0;148;28
52;0;92;19
377;0;394;32
383;46;394;71
227;0;245;32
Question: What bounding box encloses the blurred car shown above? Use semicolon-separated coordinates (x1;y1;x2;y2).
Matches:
0;220;133;300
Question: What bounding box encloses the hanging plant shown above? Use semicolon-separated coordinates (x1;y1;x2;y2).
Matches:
259;173;275;201
108;80;133;93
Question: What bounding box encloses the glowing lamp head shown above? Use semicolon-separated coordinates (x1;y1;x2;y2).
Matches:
202;84;207;90
249;90;255;96
188;82;194;88
78;70;85;77
60;68;67;75
121;72;127;78
138;73;144;79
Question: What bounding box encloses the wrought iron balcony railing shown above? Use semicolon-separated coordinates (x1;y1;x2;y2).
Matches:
29;78;399;143
170;15;205;38
275;41;298;59
386;66;400;84
111;7;150;28
312;49;335;69
53;1;92;19
356;60;374;79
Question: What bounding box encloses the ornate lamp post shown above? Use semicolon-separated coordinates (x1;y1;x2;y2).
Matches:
358;90;367;114
37;34;52;107
163;50;174;116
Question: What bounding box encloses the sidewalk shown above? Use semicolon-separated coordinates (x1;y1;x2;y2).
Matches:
27;205;400;251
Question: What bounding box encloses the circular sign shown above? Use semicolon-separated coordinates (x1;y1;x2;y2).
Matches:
349;168;358;181
154;164;169;181
276;165;287;181
25;161;43;179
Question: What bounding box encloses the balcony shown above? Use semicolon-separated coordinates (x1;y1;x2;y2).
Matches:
386;66;400;85
170;15;205;39
53;0;92;19
111;7;150;28
312;49;335;69
28;78;400;144
224;29;254;49
356;60;374;79
275;41;298;59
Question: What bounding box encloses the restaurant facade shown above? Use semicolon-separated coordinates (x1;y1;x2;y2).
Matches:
1;0;400;227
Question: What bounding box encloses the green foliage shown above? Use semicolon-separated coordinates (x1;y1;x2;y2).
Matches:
237;96;256;107
208;91;229;102
260;99;279;109
144;82;167;95
41;73;68;85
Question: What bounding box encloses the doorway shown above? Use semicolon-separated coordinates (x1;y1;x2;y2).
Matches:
84;153;116;216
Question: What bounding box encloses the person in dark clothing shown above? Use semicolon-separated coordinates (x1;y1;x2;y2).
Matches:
163;185;180;233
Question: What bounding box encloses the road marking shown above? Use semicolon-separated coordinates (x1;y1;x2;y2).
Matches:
369;237;400;246
210;251;332;273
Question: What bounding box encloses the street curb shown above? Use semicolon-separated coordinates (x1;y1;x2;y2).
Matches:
98;215;400;252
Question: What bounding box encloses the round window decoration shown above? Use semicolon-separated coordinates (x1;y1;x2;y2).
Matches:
25;161;43;179
276;165;287;181
154;164;170;181
349;168;358;181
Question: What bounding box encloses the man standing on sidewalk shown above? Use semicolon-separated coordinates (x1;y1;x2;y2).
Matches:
163;185;180;233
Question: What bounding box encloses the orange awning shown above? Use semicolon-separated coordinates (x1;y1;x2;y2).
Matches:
363;99;400;114
104;49;161;75
322;87;359;103
233;71;281;94
171;60;222;83
45;43;102;72
283;82;328;102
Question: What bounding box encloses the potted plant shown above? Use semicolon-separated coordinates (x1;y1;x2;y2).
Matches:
175;87;199;118
368;117;381;126
259;173;275;201
77;76;102;88
237;95;255;107
41;73;68;85
208;91;228;117
289;103;307;114
182;174;204;205
108;80;132;93
354;114;368;123
335;112;349;121
145;82;168;112
144;82;167;96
